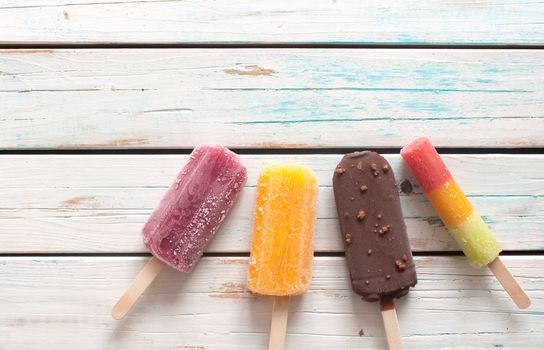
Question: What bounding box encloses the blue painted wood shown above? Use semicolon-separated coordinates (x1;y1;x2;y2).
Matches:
0;49;543;148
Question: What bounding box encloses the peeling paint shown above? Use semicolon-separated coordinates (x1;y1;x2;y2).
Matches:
209;282;255;299
60;196;97;208
426;217;445;227
224;65;275;76
0;49;54;54
59;138;150;148
248;142;314;149
220;258;247;265
400;179;413;194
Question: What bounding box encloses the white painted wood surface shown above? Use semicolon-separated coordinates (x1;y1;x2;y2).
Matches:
1;2;543;347
0;256;541;350
0;1;543;45
1;49;543;149
1;154;542;253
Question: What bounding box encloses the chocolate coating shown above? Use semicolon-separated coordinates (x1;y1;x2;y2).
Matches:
333;151;417;302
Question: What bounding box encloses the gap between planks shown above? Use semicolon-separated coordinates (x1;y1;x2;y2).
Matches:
2;44;544;49
1;148;544;155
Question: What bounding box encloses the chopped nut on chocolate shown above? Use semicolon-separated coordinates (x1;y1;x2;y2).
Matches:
360;184;368;192
367;249;372;255
402;254;408;262
373;171;380;177
377;214;382;220
365;280;370;285
374;223;379;227
357;161;363;170
382;164;390;173
378;224;391;235
395;259;406;271
345;233;352;245
357;210;366;221
335;167;346;175
370;163;378;171
386;275;391;280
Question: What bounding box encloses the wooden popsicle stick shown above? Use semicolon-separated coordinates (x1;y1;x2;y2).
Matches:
112;256;166;320
268;296;291;350
488;256;531;309
380;298;403;350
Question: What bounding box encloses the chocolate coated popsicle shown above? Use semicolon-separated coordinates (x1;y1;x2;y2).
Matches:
333;151;417;302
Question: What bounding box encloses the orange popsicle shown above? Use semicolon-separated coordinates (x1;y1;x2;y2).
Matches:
248;164;318;350
248;164;318;296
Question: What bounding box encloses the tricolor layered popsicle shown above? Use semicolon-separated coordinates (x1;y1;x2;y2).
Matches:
401;137;530;309
248;164;318;349
401;138;500;268
112;143;247;319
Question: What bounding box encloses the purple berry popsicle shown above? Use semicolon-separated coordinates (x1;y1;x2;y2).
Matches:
143;143;248;272
112;143;247;319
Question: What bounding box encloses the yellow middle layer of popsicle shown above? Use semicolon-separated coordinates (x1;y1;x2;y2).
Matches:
247;164;318;296
427;179;473;227
427;179;501;267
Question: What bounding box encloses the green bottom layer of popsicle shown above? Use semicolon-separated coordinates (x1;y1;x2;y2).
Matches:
448;212;502;268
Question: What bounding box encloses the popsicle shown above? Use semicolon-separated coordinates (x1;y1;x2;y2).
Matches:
401;137;530;309
248;164;318;350
112;143;247;319
333;151;417;350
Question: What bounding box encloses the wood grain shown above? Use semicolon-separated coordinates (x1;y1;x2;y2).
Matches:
1;2;542;349
0;1;543;45
1;154;542;253
0;256;541;349
1;49;543;149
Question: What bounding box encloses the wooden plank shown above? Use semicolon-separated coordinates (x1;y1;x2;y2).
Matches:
0;1;543;45
1;154;542;253
1;49;543;149
0;256;541;349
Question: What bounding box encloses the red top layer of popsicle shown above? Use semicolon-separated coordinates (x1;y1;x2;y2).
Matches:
400;137;451;193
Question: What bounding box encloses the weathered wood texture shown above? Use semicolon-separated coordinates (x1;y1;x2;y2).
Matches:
0;1;543;45
1;49;543;149
1;154;542;253
0;256;541;349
